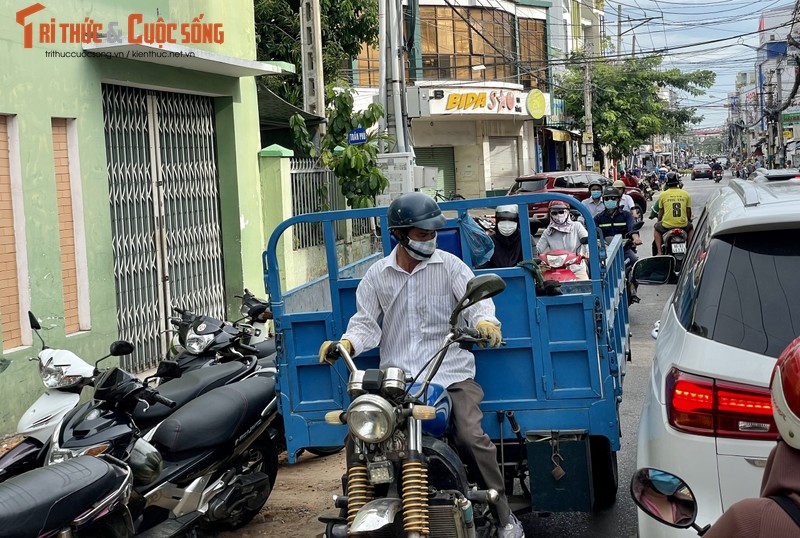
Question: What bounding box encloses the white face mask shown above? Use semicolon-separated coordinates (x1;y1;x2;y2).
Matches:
496;221;518;237
551;212;569;225
404;234;437;260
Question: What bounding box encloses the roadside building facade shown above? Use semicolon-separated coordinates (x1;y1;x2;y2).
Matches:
0;0;289;432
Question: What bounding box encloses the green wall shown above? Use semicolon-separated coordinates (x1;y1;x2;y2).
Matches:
0;0;267;432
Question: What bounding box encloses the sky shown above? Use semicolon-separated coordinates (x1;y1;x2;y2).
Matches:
603;0;797;129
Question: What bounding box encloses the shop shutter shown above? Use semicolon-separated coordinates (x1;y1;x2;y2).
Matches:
489;137;519;192
414;147;456;194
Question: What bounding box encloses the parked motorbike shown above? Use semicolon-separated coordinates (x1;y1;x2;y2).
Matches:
167;295;342;458
0;454;134;538
0;313;262;484
0;312;132;483
319;274;516;538
630;468;710;536
46;361;280;535
168;290;276;373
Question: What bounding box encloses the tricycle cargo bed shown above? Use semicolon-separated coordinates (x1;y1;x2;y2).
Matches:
264;194;630;464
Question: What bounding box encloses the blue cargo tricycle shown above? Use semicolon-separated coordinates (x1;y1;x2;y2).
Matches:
263;194;632;536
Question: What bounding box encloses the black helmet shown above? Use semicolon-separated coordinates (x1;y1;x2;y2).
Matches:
129;438;163;486
666;172;680;185
602;186;620;199
387;192;447;230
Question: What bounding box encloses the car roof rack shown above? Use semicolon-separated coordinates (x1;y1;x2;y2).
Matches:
728;179;760;207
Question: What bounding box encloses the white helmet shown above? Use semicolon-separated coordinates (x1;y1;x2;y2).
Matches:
770;336;800;450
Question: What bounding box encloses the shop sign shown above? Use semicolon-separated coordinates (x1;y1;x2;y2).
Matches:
430;89;528;116
783;106;800;125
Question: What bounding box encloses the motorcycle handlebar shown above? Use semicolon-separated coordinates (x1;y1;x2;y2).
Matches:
153;392;177;408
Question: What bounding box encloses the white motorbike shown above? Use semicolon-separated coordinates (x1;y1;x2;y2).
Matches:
0;312;130;482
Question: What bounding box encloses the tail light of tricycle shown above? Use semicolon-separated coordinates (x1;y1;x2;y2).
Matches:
666;368;778;441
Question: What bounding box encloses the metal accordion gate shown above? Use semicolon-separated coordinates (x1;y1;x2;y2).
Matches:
102;84;226;372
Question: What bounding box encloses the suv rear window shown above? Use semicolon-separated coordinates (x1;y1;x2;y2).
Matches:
509;179;547;193
685;228;800;357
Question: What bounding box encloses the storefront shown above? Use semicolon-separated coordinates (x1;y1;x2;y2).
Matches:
407;83;546;197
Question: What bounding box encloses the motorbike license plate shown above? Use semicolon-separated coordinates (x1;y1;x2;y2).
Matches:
672;243;686;254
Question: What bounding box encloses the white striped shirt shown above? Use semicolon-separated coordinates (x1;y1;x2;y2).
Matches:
342;247;500;388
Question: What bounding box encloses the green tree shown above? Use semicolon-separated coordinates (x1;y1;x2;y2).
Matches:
557;55;715;160
290;85;391;208
254;0;379;106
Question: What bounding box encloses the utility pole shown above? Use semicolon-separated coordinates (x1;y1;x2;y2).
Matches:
776;66;785;166
765;74;775;167
617;4;622;59
300;0;325;135
583;42;594;171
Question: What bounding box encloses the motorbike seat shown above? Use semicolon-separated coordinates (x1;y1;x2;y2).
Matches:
151;376;276;454
133;361;248;429
0;455;126;537
253;338;277;358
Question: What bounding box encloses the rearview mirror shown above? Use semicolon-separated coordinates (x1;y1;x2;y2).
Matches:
154;360;182;380
449;274;506;327
109;341;135;356
632;220;645;232
630;468;698;529
247;304;269;319
632;256;674;285
28;311;41;331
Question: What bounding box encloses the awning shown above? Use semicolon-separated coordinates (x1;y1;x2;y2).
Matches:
258;85;325;131
83;42;294;77
545;128;572;142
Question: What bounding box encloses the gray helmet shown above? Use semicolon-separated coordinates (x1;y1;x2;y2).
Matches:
387;192;446;230
666;172;680;185
495;204;519;220
588;178;604;189
602;186;621;199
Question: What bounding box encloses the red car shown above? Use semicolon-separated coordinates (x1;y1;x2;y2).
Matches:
507;171;647;233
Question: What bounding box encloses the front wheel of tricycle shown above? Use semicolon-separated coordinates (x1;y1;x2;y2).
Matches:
590;436;618;510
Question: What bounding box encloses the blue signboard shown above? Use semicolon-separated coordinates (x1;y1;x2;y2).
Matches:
347;127;367;145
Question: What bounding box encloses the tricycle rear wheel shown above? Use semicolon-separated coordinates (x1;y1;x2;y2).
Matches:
590;436;618;510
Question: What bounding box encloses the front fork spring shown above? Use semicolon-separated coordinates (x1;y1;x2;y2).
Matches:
346;463;373;525
401;459;429;534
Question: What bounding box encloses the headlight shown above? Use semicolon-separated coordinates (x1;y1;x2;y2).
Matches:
185;330;214;354
347;394;396;443
40;359;83;389
546;254;568;268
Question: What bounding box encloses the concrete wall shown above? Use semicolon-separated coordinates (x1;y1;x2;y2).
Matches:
0;0;265;433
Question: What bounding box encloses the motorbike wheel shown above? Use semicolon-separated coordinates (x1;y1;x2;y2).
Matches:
306;445;345;457
590;436;618;510
212;437;280;530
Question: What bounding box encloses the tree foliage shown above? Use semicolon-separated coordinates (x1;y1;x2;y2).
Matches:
291;85;391;208
556;55;715;160
254;0;379;107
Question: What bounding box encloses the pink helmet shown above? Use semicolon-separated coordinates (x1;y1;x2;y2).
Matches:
770;336;800;450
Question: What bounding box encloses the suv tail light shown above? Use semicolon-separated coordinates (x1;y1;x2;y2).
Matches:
666;368;778;441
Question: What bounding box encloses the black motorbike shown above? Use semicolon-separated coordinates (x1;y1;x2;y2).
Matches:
637;177;655;201
0;454;133;538
320;274;511;538
46;361;280;536
168;290;276;373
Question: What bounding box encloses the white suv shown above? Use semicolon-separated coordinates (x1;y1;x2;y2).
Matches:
636;179;800;536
